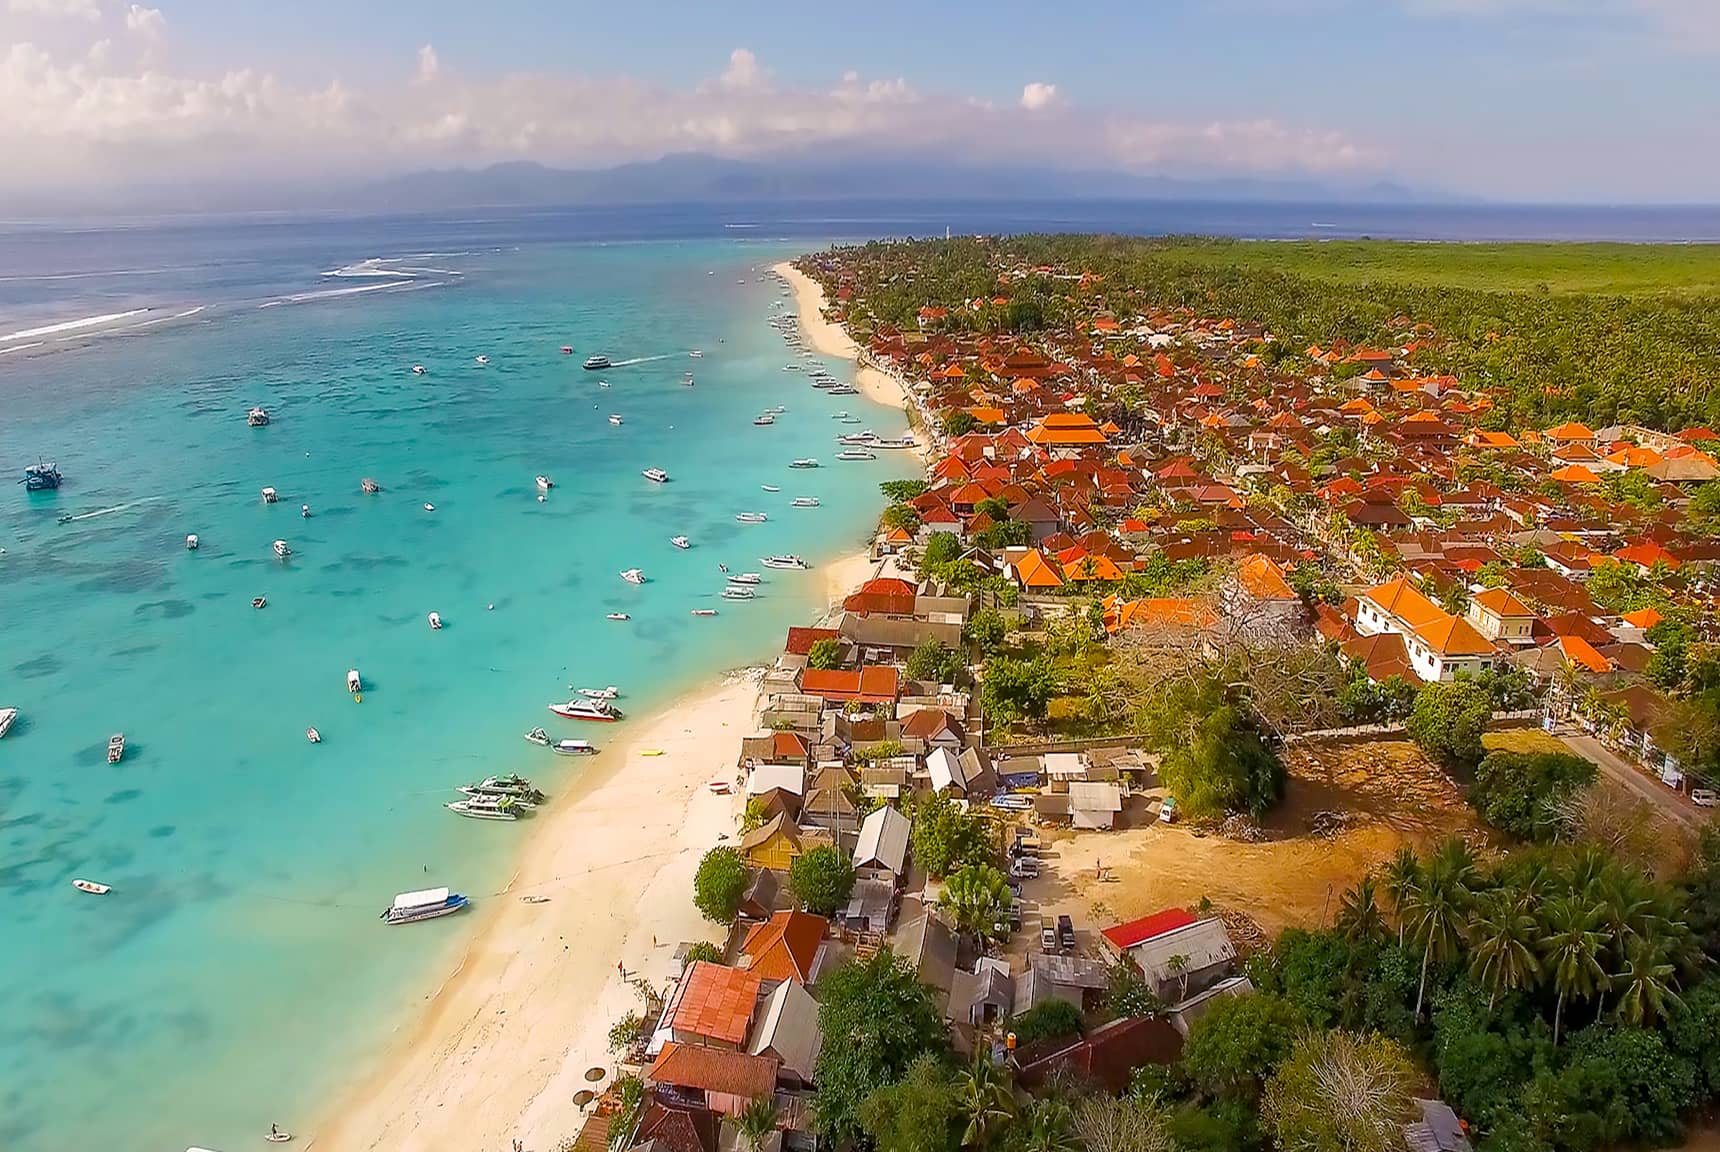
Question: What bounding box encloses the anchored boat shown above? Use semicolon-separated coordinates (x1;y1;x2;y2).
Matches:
549;698;623;722
107;733;125;763
21;461;63;491
380;886;470;924
642;467;670;483
761;555;810;570
247;407;270;427
445;796;522;821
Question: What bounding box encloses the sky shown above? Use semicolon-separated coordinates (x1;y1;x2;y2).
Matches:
2;0;1718;205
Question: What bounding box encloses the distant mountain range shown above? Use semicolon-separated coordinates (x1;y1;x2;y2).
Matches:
351;153;1441;211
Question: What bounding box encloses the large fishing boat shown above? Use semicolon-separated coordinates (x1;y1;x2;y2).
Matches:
21;461;62;491
380;886;470;924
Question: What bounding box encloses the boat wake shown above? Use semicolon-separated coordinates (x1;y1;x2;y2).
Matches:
0;308;149;344
260;281;417;307
322;256;466;280
58;497;163;523
606;354;675;367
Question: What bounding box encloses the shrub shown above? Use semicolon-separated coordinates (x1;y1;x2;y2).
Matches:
692;846;748;923
788;844;855;916
1468;750;1596;840
1010;999;1084;1047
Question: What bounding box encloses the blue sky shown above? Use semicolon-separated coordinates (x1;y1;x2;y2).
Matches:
2;0;1718;202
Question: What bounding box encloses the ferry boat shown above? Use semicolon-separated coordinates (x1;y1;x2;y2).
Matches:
670;536;691;549
461;774;547;801
247;407;270;427
761;554;810;570
835;448;877;461
446;796;522;821
735;512;768;524
826;385;859;396
549;698;623;722
0;707;16;739
620;568;647;585
381;886;470;924
536;475;554;491
727;572;762;585
72;878;111;895
107;733;125;764
721;586;756;601
21;461;62;490
838;432;879;445
583;355;612;371
789;458;819;469
642;467;670;483
790;496;820;508
273;539;292;559
608;414;623;425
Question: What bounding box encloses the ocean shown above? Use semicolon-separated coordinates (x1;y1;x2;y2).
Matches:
4;197;1717;1151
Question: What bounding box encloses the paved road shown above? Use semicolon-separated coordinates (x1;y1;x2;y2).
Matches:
1556;729;1706;832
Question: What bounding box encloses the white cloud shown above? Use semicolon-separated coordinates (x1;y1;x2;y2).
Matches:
416;44;439;85
123;3;163;36
717;48;763;91
1020;82;1060;111
7;0;101;18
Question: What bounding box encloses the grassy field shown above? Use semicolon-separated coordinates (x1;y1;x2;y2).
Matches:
1483;727;1570;756
1146;238;1720;296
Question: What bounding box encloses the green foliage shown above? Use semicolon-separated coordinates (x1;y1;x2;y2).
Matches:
1585;558;1670;614
814;950;951;1145
607;1009;645;1055
1180;993;1304;1099
1289;563;1343;606
965;608;1010;654
918;531;963;577
807;636;843;670
884;502;923;534
1009;999;1084;1047
739;796;770;833
738;1096;779;1152
852;739;905;763
1468;750;1597;840
1158;703;1286;820
906;638;967;685
980;655;1059;726
858;1053;960;1152
1690;480;1720;536
1337;671;1419;726
1104;962;1165;1021
1645;615;1695;690
942;409;979;437
692;845;748;923
1262;1031;1416;1152
682;941;723;965
881;479;930;504
1120;551;1212;599
1407;679;1493;769
940;863;1012;939
789;843;856;916
609;1075;646;1152
974;519;1033;550
1168;1099;1265;1152
909;792;993;879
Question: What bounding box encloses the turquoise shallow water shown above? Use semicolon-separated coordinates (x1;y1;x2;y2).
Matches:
0;236;909;1150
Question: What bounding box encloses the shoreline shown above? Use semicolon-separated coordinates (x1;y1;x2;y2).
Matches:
307;671;761;1151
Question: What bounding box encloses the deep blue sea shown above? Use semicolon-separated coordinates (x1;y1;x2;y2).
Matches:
2;197;1716;1152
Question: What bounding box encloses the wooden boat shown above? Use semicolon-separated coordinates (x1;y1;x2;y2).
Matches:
72;878;110;895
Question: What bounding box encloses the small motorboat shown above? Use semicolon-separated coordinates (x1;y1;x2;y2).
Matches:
107;733;125;764
753;414;775;426
261;487;278;503
682;372;695;386
835;449;877;461
553;739;598;756
475;355;489;366
252;597;268;609
761;555;810;570
423;502;436;511
576;686;620;700
791;497;820;508
620;568;647;585
381;886;470;923
524;727;551;746
606;613;631;621
721;586;755;601
707;779;733;794
411;364;427;376
72;879;111;895
690;609;718;617
561;345;574;355
831;411;849;419
266;1127;293;1143
549;698;623;722
22;461;63;491
186;534;199;550
536;475;554;491
273;539;291;559
0;707;16;739
689;349;704;358
301;504;311;518
599;381;611;388
247;406;270;427
428;611;443;630
727;572;762;585
583;355;611;370
608;414;623;426
761;485;781;493
445;798;520;821
362;478;381;493
671;535;691;549
765;405;786;415
789;458;819;469
347;669;362;695
306;727;321;743
642;468;670;483
735;512;768;524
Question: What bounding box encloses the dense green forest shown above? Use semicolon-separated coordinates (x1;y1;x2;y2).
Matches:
824;236;1720;431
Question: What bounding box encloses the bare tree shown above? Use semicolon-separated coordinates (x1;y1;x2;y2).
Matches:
1070;1096;1177;1152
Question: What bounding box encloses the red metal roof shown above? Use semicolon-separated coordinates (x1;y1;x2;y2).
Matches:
1101;908;1198;951
670;961;762;1045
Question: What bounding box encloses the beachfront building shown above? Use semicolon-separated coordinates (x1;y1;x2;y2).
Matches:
739;812;806;872
739;910;829;989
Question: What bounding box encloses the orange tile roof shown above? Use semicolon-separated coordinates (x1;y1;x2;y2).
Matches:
1621;607;1663;630
1470;587;1535;618
1544;421;1596;442
648;1043;779;1099
1413;614;1497;658
1026;413;1108;446
1559;635;1612;675
670;962;763;1045
1467;430;1520;450
1013;550;1066;588
741;910;827;984
799;666;901;704
1361;577;1445;631
1234;553;1297;601
1549;464;1600;484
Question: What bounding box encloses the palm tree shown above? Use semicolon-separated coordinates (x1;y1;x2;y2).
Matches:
1405;839;1477;1020
738;1096;779;1152
1167;954;1191;1002
1541;894;1610;1045
1336;874;1387;945
1017;1100;1077;1152
956;1052;1016;1151
1381;846;1423;947
1613;936;1685;1028
1468;891;1542;1011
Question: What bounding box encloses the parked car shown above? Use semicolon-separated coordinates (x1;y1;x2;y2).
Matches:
1010;856;1040;881
1057;914;1077;951
1695;789;1717;808
1159;796;1177;823
1040;923;1058;952
1009;899;1025;931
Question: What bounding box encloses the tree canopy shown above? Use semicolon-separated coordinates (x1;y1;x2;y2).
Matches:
788;843;856;916
814;950;951;1145
692;846;748;923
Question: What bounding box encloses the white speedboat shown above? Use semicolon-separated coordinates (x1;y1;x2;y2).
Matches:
273;539;291;559
186;534;199;550
247;407;270;427
620;568;647;585
72;879;111;895
107;733;125;763
0;707;15;739
553;739;598;756
475;355;489;366
536;475;554;491
608;414;623;426
761;555;810;570
791;497;820;508
583;355;611;370
761;485;781;493
831;411;849;419
835;449;877;461
412;364;427;376
382;886;470;924
606;612;630;621
301;504;312;518
790;458;819;469
446;798;520;821
362;478;381;493
735;512;768;524
306;727;321;743
524;727;551;746
689;349;704;358
721;586;756;600
428;611;443;630
671;536;691;549
642;468;670;483
549;698;623;722
727;572;762;585
690;608;718;617
576;686;620;700
753;414;775;426
347;669;362;695
838;431;880;445
261;487;278;503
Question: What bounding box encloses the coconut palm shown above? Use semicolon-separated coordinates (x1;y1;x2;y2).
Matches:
1336;874;1387;944
1381;846;1423;947
738;1096;779;1152
1613;936;1685;1028
1018;1100;1077;1152
956;1052;1016;1151
1406;839;1477;1019
1540;894;1610;1045
1468;891;1542;1011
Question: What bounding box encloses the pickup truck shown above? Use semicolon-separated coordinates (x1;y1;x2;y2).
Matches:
1040;923;1058;952
1010;856;1041;881
1057;914;1077;951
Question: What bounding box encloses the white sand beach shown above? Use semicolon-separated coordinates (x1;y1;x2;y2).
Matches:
774;261;915;416
308;673;758;1152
